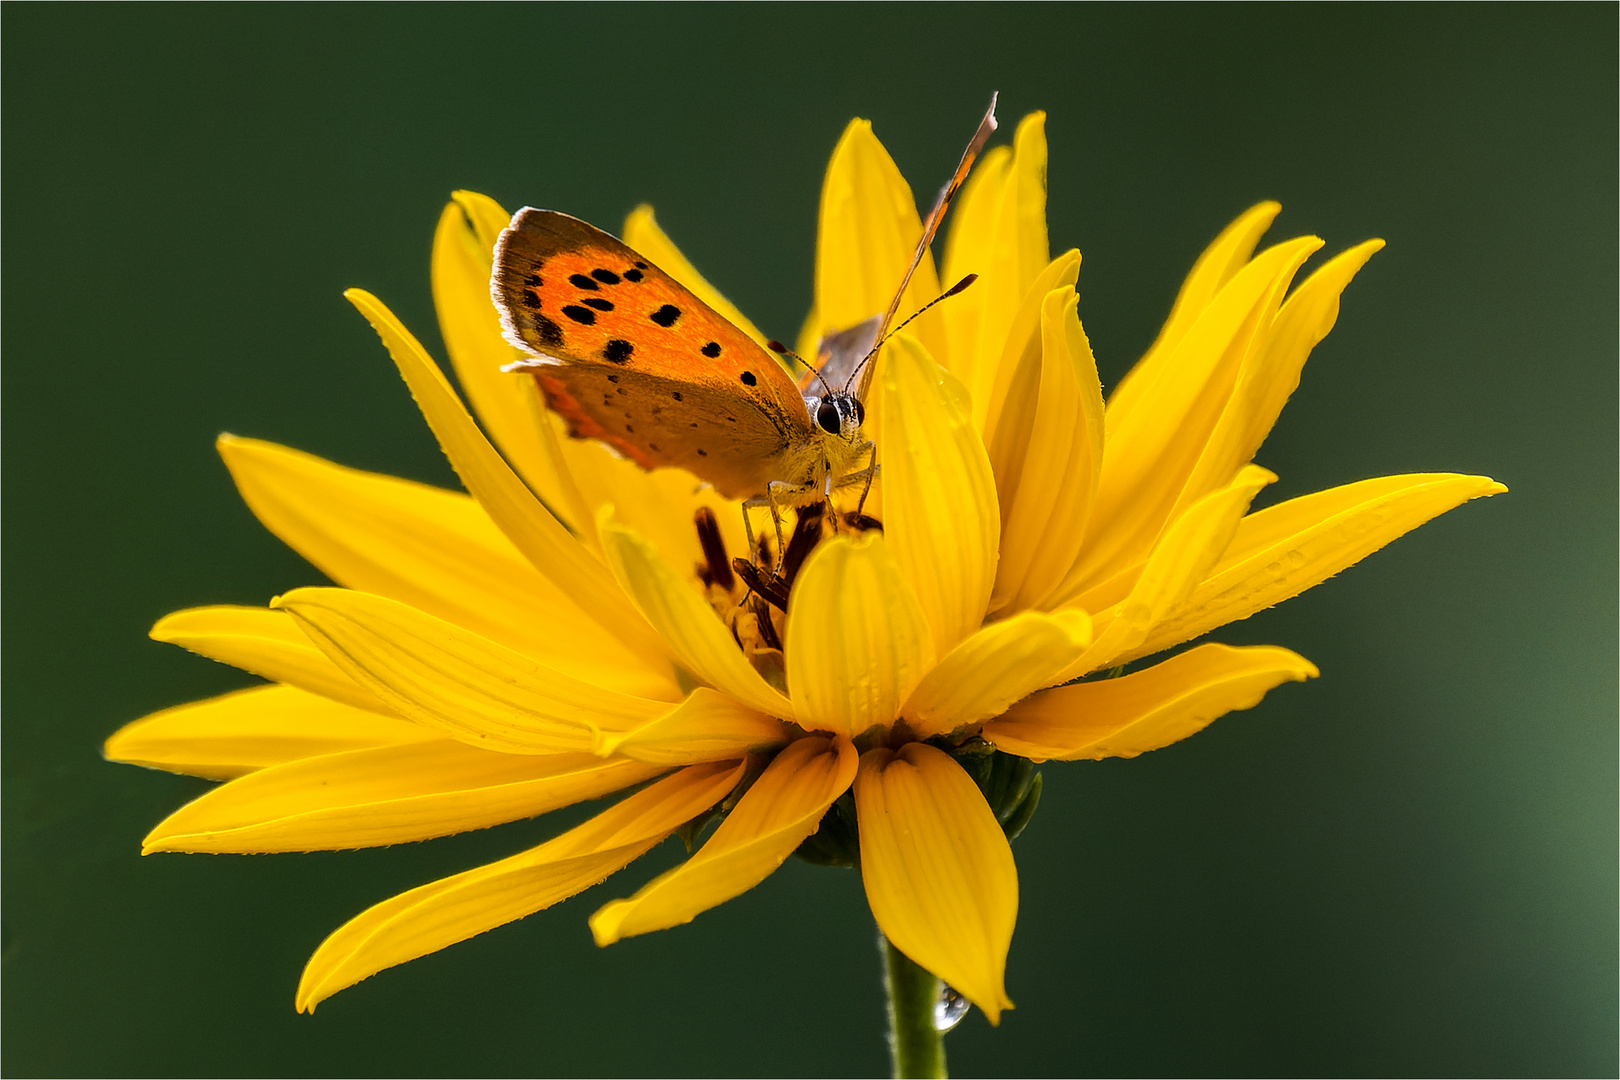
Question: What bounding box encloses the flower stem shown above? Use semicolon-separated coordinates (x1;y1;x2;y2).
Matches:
883;934;946;1079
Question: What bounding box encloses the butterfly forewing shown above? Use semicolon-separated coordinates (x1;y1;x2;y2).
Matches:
492;209;813;499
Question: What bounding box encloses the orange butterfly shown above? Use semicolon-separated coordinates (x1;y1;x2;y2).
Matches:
491;95;999;554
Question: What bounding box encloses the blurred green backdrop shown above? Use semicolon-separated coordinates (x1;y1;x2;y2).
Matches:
4;5;1614;1077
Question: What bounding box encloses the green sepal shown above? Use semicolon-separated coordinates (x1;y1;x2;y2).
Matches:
999;771;1042;841
792;787;860;867
944;741;1043;841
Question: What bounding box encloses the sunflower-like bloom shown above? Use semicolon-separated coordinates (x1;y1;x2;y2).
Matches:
106;113;1503;1020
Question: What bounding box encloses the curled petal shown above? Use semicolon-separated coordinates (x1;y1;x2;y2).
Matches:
1125;473;1507;662
1060;465;1275;679
903;610;1093;737
150;605;386;714
296;759;745;1012
986;285;1105;614
879;334;1000;656
103;685;432;781
1108;200;1282;416
940;111;1051;409
272;587;667;754
784;533;935;737
142;743;666;854
597;512;792;719
590;735;856;944
856;743;1017;1024
1070;237;1320;593
978;249;1082;440
1169;240;1385;517
983;643;1317;760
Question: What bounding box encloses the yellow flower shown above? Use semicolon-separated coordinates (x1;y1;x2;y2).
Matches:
105;111;1503;1023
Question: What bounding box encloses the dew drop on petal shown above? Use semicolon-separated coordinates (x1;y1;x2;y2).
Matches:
933;984;971;1032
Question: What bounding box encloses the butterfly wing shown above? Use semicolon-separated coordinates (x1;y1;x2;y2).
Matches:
801;315;882;397
492;208;813;499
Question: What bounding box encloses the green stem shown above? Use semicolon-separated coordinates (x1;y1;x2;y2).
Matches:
883;934;946;1079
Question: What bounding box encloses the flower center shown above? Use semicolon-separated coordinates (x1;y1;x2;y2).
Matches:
691;504;880;696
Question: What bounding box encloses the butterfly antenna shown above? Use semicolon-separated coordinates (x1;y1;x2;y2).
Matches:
870;94;998;349
842;274;979;394
768;339;834;397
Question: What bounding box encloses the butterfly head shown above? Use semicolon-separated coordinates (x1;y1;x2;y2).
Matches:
808;391;866;444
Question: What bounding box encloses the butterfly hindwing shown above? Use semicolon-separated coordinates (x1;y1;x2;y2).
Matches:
533;365;799;500
492;209;813;498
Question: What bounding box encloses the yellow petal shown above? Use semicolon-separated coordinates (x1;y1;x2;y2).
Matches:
806;119;945;364
432;192;591;529
622;204;768;346
1107;201;1282;418
941;112;1050;411
297;759;745;1011
1063;238;1320;595
783;533;935;736
984;643;1317;760
855;743;1017;1024
272;587;668;754
878;334;999;656
142;742;666;854
1061;465;1275;678
1168;240;1386;524
103;685;433;780
589;735;856;944
597;511;792;718
218;435;675;700
986;285;1105;615
344;288;665;663
902;610;1092;737
593;688;787;766
150;605;386;713
1124;473;1507;662
977;248;1082;437
938;144;1011;378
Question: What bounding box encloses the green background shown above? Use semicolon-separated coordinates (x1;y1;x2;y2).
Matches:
5;5;1615;1077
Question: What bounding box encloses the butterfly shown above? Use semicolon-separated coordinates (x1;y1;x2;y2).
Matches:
490;94;999;556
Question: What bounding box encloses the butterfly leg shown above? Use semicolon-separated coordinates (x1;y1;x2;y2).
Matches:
743;483;810;573
835;441;881;518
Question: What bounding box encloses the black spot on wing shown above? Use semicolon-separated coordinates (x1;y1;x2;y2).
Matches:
524;272;543;287
672;391;683;401
561;305;596;325
701;341;721;358
697;448;707;456
521;291;542;309
591;268;621;284
569;273;599;290
651;304;681;327
624;268;644;282
604;339;633;363
635;261;648;269
533;315;564;347
583;297;614;311
740;371;757;386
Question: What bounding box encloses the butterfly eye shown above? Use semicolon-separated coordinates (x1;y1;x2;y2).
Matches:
853;399;866;426
816;401;841;434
